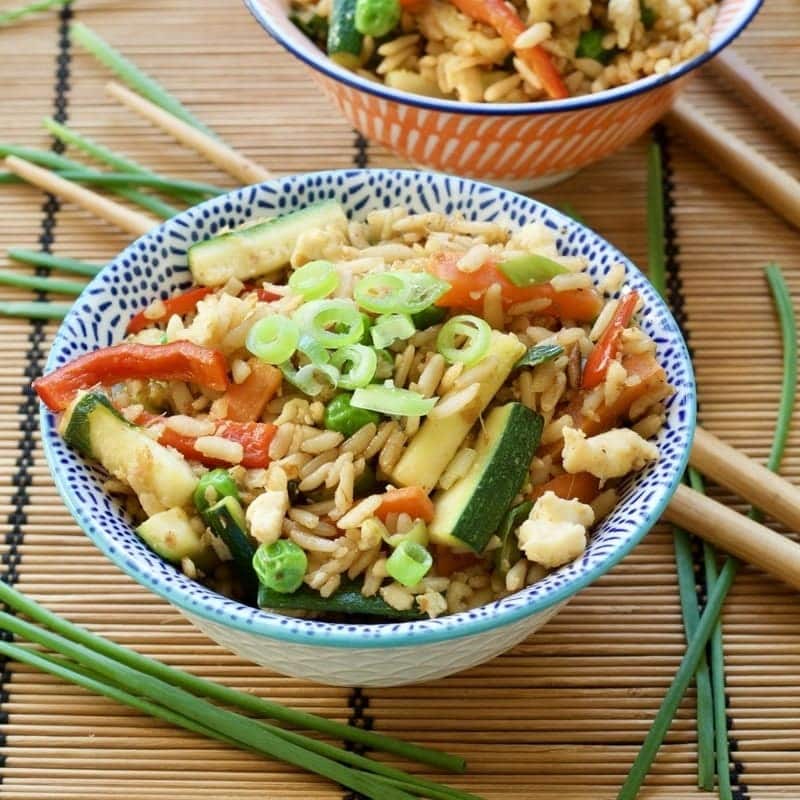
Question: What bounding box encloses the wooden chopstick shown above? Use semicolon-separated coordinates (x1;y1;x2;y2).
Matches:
664;485;800;590
690;426;800;532
105;81;273;186
5;155;156;237
664;98;800;231
709;50;800;150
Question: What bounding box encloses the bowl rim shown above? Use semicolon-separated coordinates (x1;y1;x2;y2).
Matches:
243;0;762;117
41;168;696;650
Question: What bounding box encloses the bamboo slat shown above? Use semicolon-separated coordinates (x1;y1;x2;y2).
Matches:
1;0;799;797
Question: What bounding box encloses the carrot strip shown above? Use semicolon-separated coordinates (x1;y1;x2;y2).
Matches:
126;286;213;334
449;0;568;99
581;291;639;389
376;486;435;523
529;472;600;504
223;361;282;422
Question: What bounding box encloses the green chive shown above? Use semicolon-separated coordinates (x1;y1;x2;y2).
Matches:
0;143;180;219
647;138;715;789
0;300;71;319
8;248;102;277
0;580;464;773
70;23;217;139
0;612;414;800
0;269;86;295
7;644;474;800
557;202;586;225
42;117;211;204
619;255;797;799
0;0;67;26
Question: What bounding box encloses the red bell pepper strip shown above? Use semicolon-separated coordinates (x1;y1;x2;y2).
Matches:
34;342;229;412
223;361;283;422
428;252;602;322
581;291;640;389
126;286;214;334
449;0;569;100
240;282;282;303
135;410;276;468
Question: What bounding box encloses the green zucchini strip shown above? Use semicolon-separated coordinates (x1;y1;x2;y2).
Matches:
0;579;465;774
646;139;715;789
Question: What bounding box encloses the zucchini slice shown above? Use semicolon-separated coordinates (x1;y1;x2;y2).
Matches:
390;331;526;491
203;495;258;601
62;392;198;516
137;507;215;570
188;200;347;286
429;402;543;553
258;578;424;620
327;0;362;69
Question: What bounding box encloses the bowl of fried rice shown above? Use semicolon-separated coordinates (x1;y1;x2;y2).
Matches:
245;0;761;188
39;169;695;686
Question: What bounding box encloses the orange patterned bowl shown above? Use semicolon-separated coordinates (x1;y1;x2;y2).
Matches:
245;0;761;188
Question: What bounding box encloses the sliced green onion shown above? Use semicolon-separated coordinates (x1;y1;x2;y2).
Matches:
297;332;331;365
281;362;339;397
436;314;491;365
351;384;436;417
371;313;415;349
331;344;378;390
498;254;569;287
247;316;300;364
411;304;447;330
386;540;433;587
0;269;86;296
386;520;429;549
0;300;72;319
354;272;450;315
70;23;217;138
253;540;308;594
354;273;408;314
294;300;365;349
400;272;450;314
0;0;68;26
289;260;339;300
375;349;395;380
515;343;564;369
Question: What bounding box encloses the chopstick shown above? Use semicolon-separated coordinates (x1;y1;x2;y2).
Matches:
5;155;156;236
709;50;800;150
105;81;273;185
664;98;800;231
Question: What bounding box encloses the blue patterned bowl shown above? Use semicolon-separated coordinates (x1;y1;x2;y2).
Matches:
41;169;695;686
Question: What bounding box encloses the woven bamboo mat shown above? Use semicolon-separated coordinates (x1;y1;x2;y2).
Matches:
1;0;798;797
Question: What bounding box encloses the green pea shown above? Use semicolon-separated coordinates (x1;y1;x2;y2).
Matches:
193;469;240;514
253;539;308;594
354;0;401;37
323;392;381;438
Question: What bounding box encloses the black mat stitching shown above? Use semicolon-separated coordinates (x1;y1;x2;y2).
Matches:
0;1;73;773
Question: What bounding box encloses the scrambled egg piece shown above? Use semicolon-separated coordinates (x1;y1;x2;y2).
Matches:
527;0;592;26
562;427;658;481
608;0;641;47
245;465;289;545
518;491;595;568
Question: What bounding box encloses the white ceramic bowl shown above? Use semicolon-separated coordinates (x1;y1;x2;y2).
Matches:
42;169;695;686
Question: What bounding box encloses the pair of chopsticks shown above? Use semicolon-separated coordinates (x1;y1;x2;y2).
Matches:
665;50;800;229
7;77;800;594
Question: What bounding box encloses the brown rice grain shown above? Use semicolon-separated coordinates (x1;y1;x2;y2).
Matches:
298;461;333;492
301;430;345;455
319;574;342;598
551;273;592;292
269;423;295;460
394;344;416;388
633;413;664;440
342;422;377;455
378;428;408;473
194;436;243;464
336;494;383;530
438;447;476;489
589;298;619;341
325;451;354;489
347;546;380;580
457;243;492;272
287;507;320;530
416;353;447;397
289;529;340;553
507;297;553;316
505;558;528;592
364;421;398;459
164;415;216;438
428;382;480;420
361;557;388;597
453;355;498;391
437;361;464;394
483;282;505;329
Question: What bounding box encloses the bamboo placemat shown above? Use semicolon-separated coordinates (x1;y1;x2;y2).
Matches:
0;1;798;797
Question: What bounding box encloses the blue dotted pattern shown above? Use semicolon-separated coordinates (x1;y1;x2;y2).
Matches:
41;168;696;649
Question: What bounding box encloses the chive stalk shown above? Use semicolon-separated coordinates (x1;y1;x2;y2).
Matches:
5;643;475;800
1;166;224;198
0;300;71;319
0;0;67;26
8;248;101;278
0;579;464;773
42;117;211;204
70;23;217;138
647;139;715;789
619;256;797;798
0;143;179;219
0;270;86;295
0;612;415;800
